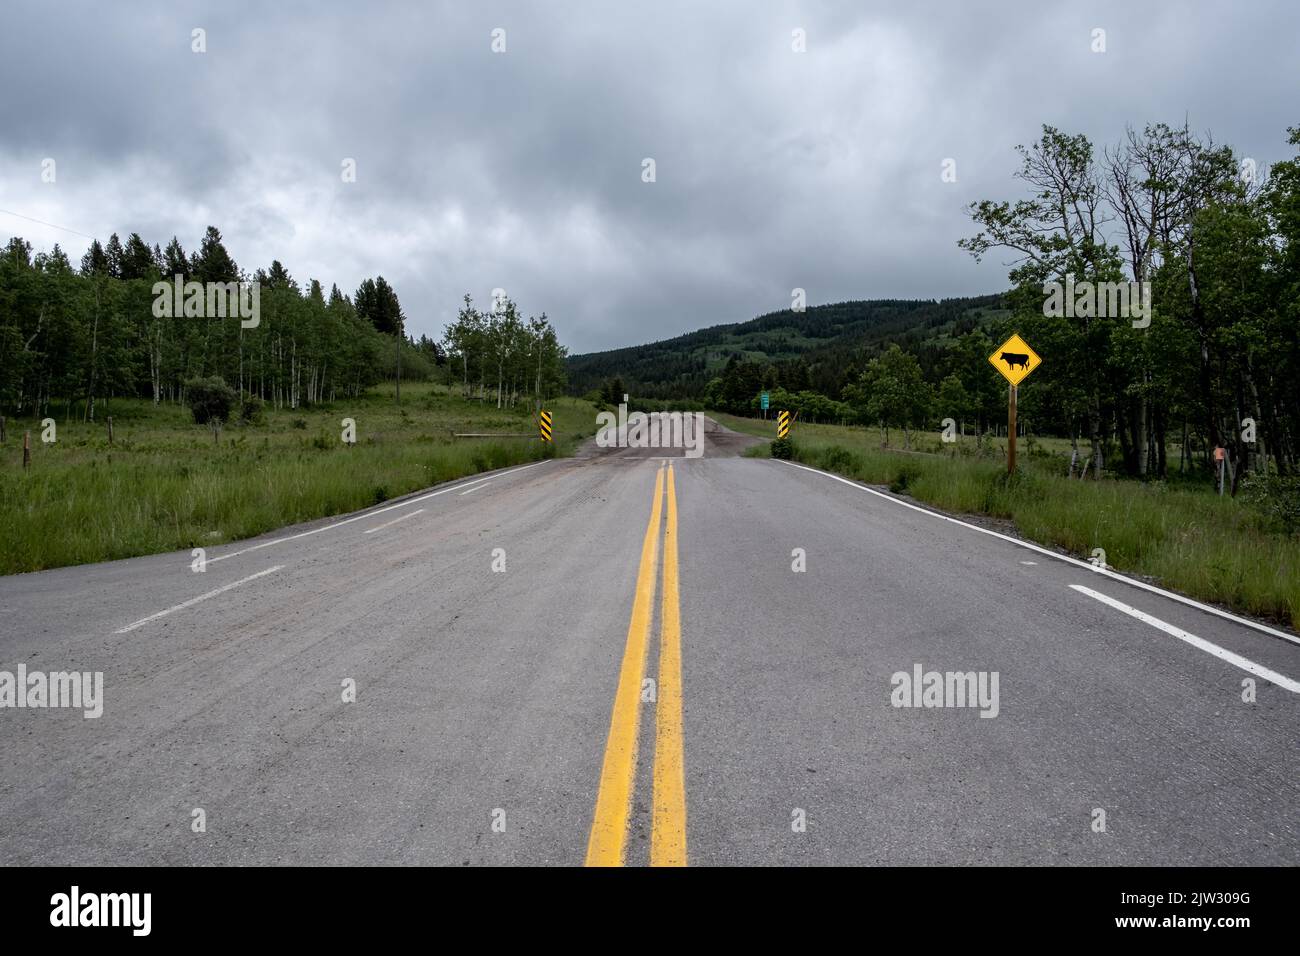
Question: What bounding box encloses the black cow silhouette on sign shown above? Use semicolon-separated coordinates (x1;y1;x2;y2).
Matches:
999;351;1030;370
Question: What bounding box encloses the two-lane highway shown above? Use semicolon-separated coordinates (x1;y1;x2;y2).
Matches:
1;422;1297;865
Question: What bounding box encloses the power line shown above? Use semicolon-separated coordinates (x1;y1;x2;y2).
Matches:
0;207;98;242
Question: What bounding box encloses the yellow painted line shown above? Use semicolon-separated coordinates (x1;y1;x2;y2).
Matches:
651;463;688;866
585;464;665;866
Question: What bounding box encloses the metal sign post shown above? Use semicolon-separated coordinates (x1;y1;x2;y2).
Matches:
1007;386;1018;475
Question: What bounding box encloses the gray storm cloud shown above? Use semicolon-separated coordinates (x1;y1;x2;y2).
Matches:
1;0;1296;353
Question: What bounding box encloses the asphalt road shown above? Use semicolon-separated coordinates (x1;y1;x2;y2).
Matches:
1;420;1297;866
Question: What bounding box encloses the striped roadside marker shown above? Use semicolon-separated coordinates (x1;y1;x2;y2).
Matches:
777;410;790;439
539;409;553;442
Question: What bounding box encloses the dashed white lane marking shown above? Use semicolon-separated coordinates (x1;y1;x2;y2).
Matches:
206;460;549;564
1020;560;1037;565
362;508;425;534
1070;585;1300;693
778;460;1300;648
459;484;487;495
116;566;283;633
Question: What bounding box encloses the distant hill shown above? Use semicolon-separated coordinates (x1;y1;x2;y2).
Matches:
566;294;1008;399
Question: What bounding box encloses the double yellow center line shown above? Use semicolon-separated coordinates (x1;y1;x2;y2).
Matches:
585;462;687;866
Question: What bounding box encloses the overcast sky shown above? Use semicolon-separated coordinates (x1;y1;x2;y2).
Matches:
1;1;1296;354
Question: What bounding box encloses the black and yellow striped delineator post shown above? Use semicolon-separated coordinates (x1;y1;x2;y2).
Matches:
777;410;790;439
539;409;553;442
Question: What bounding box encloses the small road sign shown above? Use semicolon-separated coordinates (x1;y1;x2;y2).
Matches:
760;391;769;411
539;410;553;442
987;333;1041;474
777;410;790;439
988;333;1042;386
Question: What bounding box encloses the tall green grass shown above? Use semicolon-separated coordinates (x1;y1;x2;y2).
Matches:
717;413;1300;629
0;385;596;574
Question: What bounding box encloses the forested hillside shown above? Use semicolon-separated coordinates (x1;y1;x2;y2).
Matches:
566;295;1007;400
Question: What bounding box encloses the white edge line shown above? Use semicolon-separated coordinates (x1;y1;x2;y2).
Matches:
1070;585;1300;693
208;459;550;563
116;565;283;633
441;476;495;497
777;459;1300;648
362;508;425;534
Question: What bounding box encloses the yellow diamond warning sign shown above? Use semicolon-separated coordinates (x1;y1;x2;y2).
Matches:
988;333;1042;386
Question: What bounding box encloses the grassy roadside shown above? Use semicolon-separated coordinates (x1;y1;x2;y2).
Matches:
716;412;1300;630
0;383;596;575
